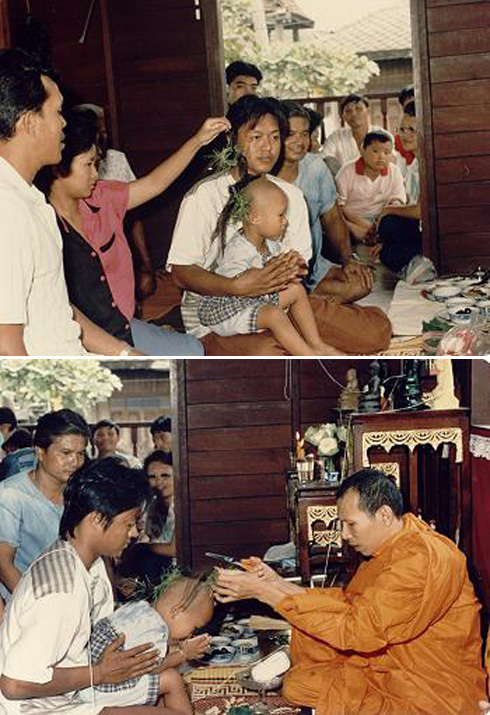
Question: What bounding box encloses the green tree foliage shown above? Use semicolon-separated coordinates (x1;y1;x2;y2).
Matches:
221;0;379;98
0;359;122;419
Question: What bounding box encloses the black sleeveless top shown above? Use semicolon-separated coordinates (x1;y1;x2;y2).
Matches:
57;216;134;346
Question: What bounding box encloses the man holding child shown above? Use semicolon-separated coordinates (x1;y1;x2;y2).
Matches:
167;95;391;355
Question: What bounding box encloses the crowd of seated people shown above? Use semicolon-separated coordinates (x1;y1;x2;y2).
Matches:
0;410;175;611
0;422;211;715
0;44;434;357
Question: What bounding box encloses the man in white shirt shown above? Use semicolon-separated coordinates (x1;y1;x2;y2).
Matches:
0;458;161;714
0;49;141;357
322;94;387;177
168;95;392;355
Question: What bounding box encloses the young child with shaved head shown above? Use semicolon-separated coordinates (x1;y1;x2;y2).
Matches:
198;176;342;356
80;575;213;713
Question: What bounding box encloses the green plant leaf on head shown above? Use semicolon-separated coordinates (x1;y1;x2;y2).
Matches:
208;136;242;174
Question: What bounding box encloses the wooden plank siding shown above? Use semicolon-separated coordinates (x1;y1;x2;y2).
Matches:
2;0;225;268
182;359;292;568
105;0;224;267
177;359;401;570
425;0;490;272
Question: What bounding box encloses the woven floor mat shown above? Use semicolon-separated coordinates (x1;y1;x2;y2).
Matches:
191;692;302;714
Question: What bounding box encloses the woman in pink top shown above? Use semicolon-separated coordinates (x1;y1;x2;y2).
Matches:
38;110;229;355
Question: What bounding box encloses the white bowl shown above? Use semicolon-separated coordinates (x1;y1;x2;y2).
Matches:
207;644;236;664
210;636;232;647
478;299;490;315
236;671;283;692
233;636;259;650
432;286;461;301
446;296;475;308
447;304;477;324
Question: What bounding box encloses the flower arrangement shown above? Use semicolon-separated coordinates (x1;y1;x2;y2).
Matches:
304;423;339;457
304;423;348;475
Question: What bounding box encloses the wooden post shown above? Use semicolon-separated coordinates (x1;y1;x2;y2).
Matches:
250;0;269;50
99;0;120;148
0;0;10;47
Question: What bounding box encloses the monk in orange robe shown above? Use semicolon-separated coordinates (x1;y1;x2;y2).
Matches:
215;469;487;715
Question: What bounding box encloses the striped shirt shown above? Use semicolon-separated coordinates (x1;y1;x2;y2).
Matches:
0;539;113;714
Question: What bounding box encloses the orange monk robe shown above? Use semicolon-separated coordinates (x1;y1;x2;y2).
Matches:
276;513;486;715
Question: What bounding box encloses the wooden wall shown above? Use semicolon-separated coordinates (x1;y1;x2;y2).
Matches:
1;0;225;267
418;0;490;272
105;0;225;266
175;359;403;570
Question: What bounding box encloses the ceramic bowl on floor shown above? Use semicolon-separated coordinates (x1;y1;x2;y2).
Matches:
209;636;232;647
236;671;283;692
221;623;245;638
478;300;490;316
432;286;461;302
447;305;478;324
232;638;260;663
446;297;475;309
206;644;236;665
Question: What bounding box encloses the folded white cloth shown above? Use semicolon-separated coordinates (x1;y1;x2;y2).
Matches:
388;280;445;336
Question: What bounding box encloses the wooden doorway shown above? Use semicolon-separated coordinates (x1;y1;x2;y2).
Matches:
411;0;490;273
0;0;226;267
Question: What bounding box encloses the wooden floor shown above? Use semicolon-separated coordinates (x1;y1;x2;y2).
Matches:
140;272;184;331
141;260;397;331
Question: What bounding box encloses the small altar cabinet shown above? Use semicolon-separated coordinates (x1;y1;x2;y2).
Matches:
288;478;356;584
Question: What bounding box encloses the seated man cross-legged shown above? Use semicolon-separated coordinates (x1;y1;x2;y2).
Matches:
167;95;392;355
277;100;374;296
214;470;487;715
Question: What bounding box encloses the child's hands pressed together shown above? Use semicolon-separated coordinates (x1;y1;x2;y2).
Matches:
181;633;211;661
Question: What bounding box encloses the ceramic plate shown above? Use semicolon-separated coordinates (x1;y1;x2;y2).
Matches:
462;286;490;300
236;671;283;692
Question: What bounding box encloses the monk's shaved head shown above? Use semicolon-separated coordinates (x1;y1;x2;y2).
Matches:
336;469;403;518
337;471;404;557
